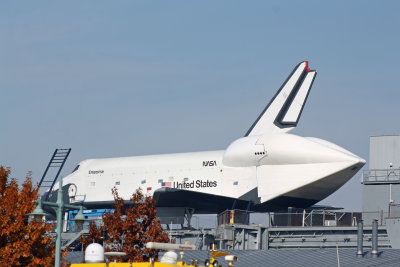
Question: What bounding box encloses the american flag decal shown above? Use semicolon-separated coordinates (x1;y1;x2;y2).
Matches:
162;182;172;188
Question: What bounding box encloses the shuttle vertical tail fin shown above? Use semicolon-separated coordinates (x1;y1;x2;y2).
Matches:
245;61;317;136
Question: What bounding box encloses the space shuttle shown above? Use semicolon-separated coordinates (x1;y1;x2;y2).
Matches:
54;61;365;218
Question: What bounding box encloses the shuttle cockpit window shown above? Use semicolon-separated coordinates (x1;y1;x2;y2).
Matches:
72;165;80;173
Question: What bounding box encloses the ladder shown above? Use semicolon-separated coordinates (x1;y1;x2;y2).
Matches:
194;231;204;250
38;148;71;201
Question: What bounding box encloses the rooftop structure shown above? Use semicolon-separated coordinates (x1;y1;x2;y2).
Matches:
362;135;400;224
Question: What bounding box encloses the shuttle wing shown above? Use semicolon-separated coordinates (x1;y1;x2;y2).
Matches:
153;188;251;213
245;61;317;136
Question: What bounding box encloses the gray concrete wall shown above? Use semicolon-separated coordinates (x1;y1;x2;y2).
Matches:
362;184;400;224
362;184;400;212
370;135;400;169
362;136;400;225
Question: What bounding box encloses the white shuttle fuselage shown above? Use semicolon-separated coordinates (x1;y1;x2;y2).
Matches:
66;151;225;204
57;61;365;213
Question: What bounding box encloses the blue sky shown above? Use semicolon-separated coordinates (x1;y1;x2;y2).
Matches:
1;1;400;211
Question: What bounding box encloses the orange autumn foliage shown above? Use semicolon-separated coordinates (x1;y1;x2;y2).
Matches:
0;166;57;266
81;187;169;262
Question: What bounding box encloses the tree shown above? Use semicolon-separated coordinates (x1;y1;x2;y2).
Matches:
0;166;59;266
81;187;169;262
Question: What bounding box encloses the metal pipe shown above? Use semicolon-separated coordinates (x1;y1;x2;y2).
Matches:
371;219;378;258
356;220;363;258
287;207;294;226
146;242;196;251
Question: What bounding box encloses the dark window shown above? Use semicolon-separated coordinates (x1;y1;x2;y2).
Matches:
72;165;80;173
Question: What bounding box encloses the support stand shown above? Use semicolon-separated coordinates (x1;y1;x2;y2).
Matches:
185;208;195;228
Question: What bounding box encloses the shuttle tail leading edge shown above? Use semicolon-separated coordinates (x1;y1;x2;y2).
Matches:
245;61;317;136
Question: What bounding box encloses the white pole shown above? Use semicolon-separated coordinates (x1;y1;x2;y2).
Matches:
336;244;340;267
169;221;172;243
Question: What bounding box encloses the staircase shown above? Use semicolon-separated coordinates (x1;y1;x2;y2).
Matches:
194;230;204;250
38;148;71;200
61;229;89;250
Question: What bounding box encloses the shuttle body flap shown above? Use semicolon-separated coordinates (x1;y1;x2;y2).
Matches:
256;162;354;203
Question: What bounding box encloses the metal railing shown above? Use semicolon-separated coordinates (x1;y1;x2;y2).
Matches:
269;210;362;227
362;168;400;184
216;209;391;228
267;211;393;227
